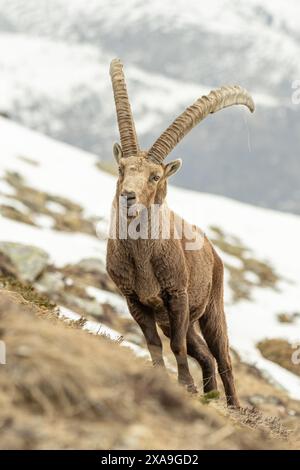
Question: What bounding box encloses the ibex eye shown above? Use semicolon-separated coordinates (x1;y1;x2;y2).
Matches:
152;175;160;182
118;166;123;175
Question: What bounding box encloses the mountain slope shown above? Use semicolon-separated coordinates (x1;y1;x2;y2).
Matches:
1;116;300;402
2;288;293;450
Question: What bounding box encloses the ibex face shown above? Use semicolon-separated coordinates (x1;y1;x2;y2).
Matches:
113;143;181;212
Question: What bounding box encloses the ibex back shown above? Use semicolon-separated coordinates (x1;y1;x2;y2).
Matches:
107;59;255;407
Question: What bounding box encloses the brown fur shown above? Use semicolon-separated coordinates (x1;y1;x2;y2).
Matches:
106;148;239;407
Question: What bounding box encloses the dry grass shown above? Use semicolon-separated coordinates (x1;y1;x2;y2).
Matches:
0;288;292;450
0;204;35;226
209;225;280;302
0;275;57;312
2;170;99;236
257;339;300;378
277;312;300;324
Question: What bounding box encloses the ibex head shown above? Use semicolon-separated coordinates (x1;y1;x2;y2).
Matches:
110;58;255;213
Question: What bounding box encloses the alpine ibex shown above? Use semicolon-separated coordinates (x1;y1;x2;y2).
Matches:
106;59;254;407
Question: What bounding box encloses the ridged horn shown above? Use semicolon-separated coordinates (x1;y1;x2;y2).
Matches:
110;58;139;158
148;85;255;164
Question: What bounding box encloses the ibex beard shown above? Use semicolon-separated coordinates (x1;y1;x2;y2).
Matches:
106;59;255;407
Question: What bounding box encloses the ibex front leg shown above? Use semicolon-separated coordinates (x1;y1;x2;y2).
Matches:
165;289;197;393
126;295;165;367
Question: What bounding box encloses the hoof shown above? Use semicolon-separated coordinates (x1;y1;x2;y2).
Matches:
227;402;241;410
226;396;240;409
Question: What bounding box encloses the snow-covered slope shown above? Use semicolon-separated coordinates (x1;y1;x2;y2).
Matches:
1;116;299;398
1;0;300;213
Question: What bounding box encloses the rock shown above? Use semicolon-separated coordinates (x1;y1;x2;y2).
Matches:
77;258;106;274
36;271;65;295
267;396;284;406
0;252;17;278
248;394;284;407
53;212;95;235
61;258;118;294
0;242;49;283
248;394;265;406
62;292;104;318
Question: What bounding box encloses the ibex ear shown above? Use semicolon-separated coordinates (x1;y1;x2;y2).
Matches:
164;159;182;178
113;143;123;163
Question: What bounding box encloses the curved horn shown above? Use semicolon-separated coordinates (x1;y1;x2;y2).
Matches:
148;85;255;164
110;58;139;158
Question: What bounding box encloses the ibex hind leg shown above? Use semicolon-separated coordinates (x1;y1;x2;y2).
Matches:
186;324;218;394
199;306;240;408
